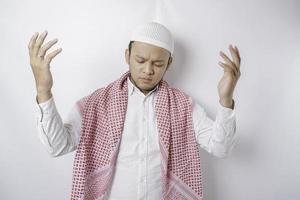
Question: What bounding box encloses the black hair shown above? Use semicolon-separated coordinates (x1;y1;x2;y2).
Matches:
128;41;134;57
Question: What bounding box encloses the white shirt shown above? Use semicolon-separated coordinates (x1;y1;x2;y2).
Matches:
35;77;237;200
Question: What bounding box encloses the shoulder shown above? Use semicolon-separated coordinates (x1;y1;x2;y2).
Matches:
75;77;122;115
75;86;107;116
167;84;192;104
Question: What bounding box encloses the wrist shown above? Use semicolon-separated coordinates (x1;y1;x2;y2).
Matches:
219;98;234;109
36;91;52;104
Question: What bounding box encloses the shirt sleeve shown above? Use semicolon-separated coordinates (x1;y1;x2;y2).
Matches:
190;97;237;158
35;95;82;157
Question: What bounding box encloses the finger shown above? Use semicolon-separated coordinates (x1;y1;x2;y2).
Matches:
220;50;240;76
38;38;58;57
45;48;62;64
33;30;48;56
28;32;39;55
220;51;234;66
218;61;238;77
218;62;236;78
234;46;241;65
229;44;240;68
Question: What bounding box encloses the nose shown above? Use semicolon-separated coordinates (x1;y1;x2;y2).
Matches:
144;63;154;75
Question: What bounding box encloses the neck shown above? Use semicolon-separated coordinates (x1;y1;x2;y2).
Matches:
129;75;151;95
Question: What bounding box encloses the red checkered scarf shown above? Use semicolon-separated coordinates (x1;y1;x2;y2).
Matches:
71;70;203;200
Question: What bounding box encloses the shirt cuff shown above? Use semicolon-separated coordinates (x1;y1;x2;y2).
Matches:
35;95;57;122
216;99;236;122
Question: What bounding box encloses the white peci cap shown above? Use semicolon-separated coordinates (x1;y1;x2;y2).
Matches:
130;21;174;57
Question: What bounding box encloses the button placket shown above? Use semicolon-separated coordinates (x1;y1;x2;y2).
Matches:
138;98;148;198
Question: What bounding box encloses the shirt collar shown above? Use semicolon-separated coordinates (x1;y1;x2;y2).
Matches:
127;76;159;97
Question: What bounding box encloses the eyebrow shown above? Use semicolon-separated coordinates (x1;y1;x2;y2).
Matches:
135;55;165;62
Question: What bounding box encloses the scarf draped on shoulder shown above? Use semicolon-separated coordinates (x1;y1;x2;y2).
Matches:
70;70;203;200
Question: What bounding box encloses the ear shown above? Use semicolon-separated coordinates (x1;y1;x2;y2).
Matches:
166;56;173;70
125;49;130;65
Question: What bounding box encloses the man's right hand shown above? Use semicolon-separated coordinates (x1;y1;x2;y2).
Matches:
28;30;62;103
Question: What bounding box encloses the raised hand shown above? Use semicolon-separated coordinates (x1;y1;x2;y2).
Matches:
28;30;62;102
217;44;241;108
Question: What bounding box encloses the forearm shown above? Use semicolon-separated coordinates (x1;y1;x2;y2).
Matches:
35;96;77;157
193;98;237;158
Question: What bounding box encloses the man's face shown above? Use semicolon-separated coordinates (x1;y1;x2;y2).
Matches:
125;41;172;95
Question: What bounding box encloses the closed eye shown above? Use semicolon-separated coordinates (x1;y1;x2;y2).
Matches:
136;59;163;67
136;59;144;63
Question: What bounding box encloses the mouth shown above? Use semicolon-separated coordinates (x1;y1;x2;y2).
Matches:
140;77;152;83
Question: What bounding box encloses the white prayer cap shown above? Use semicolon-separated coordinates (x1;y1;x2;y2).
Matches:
130;21;174;57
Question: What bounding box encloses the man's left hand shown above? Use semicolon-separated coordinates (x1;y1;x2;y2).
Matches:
217;44;241;108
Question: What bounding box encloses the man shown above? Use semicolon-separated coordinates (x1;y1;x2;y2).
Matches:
29;21;241;200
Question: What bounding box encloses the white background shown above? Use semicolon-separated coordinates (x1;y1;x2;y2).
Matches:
0;0;299;199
